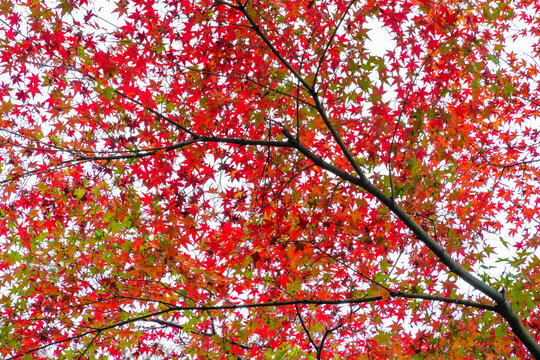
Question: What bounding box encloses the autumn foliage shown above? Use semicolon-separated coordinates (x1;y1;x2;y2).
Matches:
1;0;540;358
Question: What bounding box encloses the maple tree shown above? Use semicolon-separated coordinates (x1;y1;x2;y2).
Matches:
1;0;540;358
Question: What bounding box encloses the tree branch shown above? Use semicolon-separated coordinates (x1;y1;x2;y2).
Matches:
281;128;540;357
313;0;357;87
148;319;255;351
231;1;314;94
1;137;292;185
388;37;450;199
295;305;318;350
7;293;498;360
183;66;315;107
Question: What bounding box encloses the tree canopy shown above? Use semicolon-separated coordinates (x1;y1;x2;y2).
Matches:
1;0;540;358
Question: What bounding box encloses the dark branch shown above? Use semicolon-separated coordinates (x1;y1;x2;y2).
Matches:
148;319;254;351
313;0;357;87
295;305;318;350
7;294;496;360
281;129;540;357
1;137;292;185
